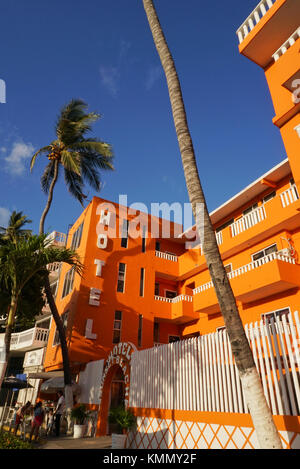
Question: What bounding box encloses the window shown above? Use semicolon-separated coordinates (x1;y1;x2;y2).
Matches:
142;226;147;253
121;220;129;248
155;241;161;252
138;315;143;347
216;219;234;233
139;268;145;297
263;191;276;204
113;311;122;344
117;263;126;293
61;267;75;298
50;281;58;298
224;264;232;274
53;312;69;346
290;178;299;198
154;283;160;296
153;322;160;344
71;222;84;250
262;308;290;333
252;244;277;262
243;203;258;216
169;335;180;343
165;290;177;299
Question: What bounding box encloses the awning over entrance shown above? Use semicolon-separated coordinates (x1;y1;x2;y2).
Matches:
27;371;64;379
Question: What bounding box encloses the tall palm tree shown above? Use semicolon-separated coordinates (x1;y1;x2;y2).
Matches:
0;234;83;389
142;0;282;449
30;98;114;234
30;99;114;420
0;211;32;244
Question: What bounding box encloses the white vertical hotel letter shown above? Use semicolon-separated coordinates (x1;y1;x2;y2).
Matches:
85;319;97;340
97;234;108;249
89;288;101;306
94;259;105;277
100;210;111;226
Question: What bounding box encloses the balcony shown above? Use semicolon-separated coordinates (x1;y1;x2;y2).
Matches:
280;185;299;208
237;0;300;68
193;252;300;314
230;206;266;238
154;251;179;279
45;231;66;248
0;327;49;353
47;262;62;281
273;26;300;61
155;251;178;262
153;294;198;324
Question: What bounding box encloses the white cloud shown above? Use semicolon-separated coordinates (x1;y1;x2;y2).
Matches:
99;66;120;98
0;207;10;227
146;65;163;91
4;141;35;176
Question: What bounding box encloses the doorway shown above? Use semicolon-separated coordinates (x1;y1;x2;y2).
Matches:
108;367;125;434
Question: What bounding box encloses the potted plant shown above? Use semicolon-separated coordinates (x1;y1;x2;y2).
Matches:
108;406;136;449
70;404;90;439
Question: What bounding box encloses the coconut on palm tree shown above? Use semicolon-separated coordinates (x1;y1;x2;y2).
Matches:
142;0;282;449
0;233;83;389
30;98;114;422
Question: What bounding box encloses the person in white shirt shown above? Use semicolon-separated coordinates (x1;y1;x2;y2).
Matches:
54;391;65;436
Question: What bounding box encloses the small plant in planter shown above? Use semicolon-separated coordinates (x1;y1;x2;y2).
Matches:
108;407;136;449
71;404;90;439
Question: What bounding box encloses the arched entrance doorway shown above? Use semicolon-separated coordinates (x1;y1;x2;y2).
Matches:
96;342;136;436
108;367;125;434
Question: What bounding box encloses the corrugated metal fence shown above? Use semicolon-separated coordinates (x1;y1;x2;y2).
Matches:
129;311;300;416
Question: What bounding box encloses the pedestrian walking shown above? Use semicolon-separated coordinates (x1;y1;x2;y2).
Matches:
54;391;65;437
29;401;45;442
13;401;31;435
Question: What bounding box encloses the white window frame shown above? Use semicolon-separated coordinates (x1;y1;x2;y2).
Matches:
61;267;75;299
117;263;126;293
113;311;122;344
52;311;69;347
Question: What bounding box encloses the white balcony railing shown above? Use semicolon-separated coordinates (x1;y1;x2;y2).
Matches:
47;262;61;273
9;327;49;351
154;294;193;304
280;186;299;208
155;251;178;262
193;252;295;296
230;206;266;237
273;27;300;61
45;231;66;247
236;0;277;44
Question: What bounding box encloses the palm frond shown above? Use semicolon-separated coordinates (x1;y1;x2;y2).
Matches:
30;146;52;171
40;160;57;194
64;169;85;206
60;150;82;176
69;139;113;159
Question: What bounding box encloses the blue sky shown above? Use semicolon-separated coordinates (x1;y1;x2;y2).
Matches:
0;0;286;235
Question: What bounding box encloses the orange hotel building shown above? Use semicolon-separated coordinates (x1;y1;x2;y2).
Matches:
42;0;300;440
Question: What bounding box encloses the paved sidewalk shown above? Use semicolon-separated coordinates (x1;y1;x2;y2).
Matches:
36;435;112;450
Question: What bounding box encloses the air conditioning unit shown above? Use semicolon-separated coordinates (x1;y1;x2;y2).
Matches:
277;248;291;257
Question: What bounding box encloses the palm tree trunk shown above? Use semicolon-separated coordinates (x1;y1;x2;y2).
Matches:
0;294;18;389
143;0;282;449
39;160;59;235
39;159;74;428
